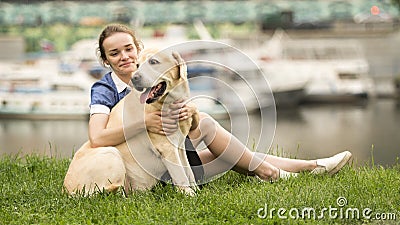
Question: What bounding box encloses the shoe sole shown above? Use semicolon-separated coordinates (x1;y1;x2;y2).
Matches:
328;151;352;175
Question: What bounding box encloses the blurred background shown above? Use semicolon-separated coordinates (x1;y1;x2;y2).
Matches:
0;0;399;167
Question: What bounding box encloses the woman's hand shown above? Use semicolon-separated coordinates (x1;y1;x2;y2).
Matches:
145;99;198;135
169;99;198;121
145;111;178;136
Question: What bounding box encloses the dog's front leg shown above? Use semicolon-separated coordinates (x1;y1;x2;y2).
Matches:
151;134;196;196
177;141;198;190
161;157;196;196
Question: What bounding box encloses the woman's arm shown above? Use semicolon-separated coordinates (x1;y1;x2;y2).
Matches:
89;113;138;148
88;111;179;148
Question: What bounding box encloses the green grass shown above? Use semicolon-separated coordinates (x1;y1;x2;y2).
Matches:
0;154;399;224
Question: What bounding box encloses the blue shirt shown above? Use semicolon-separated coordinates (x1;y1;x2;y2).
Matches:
90;72;131;115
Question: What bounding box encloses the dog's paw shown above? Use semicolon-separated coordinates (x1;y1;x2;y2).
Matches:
176;186;197;197
190;183;200;192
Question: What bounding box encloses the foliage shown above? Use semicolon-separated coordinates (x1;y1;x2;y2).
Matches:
392;0;400;11
1;24;103;52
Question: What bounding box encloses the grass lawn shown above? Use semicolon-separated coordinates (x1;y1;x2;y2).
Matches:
0;154;399;224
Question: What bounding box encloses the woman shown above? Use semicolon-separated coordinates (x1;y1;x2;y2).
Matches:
89;24;352;184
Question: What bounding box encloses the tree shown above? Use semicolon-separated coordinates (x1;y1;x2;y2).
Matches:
392;0;400;11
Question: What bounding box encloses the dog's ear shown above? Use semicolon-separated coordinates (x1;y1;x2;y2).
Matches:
172;51;187;80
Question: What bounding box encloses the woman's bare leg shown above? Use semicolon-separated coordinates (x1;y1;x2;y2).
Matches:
188;112;350;181
189;113;281;181
254;152;317;173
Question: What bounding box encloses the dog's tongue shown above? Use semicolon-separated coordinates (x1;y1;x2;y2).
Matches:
139;83;163;104
140;88;151;104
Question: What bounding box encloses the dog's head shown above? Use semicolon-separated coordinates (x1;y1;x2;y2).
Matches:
132;48;189;104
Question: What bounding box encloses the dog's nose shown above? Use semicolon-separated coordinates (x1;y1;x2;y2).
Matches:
131;72;141;83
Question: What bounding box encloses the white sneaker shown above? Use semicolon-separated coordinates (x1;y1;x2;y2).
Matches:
312;151;352;175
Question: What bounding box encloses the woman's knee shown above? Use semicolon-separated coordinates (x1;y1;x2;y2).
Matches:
188;112;219;147
198;112;218;131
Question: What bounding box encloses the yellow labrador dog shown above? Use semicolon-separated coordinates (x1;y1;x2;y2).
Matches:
63;49;199;196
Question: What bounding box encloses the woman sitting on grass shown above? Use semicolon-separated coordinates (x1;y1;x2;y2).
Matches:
86;23;352;185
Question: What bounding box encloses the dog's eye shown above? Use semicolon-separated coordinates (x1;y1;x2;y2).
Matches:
148;58;160;65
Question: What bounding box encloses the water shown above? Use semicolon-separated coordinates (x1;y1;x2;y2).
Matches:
0;118;88;158
1;99;399;167
271;99;400;167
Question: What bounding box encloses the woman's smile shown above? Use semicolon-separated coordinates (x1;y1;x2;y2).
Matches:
119;61;135;68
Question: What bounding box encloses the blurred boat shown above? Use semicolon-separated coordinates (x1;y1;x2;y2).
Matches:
267;69;307;107
0;58;96;119
185;70;228;120
258;59;308;107
256;29;374;103
182;43;274;113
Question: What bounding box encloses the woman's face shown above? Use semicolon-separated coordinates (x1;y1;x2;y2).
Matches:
102;32;138;78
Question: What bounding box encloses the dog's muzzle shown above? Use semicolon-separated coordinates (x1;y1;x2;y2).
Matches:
139;81;167;104
131;72;143;89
